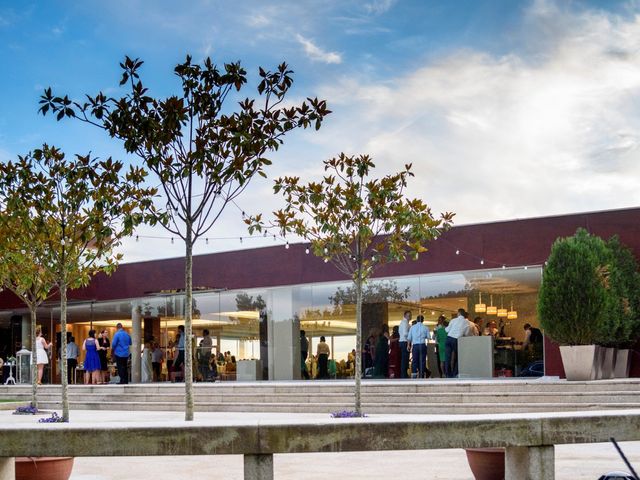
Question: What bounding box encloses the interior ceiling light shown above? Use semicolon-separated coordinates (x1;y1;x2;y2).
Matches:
497;296;508;318
507;300;518;320
486;294;497;315
474;292;486;313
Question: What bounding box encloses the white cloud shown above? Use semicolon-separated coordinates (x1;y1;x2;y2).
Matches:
295;34;342;64
302;3;640;225
363;0;397;15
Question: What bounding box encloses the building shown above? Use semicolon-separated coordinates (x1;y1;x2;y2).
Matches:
1;207;639;382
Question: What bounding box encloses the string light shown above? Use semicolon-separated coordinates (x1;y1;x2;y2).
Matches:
480;259;484;265
285;241;290;249
206;238;209;245
171;238;174;244
305;248;310;254
136;235;139;242
239;237;243;244
455;249;460;255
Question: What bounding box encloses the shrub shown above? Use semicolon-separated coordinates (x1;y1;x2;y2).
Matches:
538;228;610;345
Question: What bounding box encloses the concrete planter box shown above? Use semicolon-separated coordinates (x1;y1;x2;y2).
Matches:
560;345;597;381
614;349;632;378
600;347;616;379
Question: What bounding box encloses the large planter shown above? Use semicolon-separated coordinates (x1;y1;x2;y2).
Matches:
465;448;505;480
600;347;616;380
614;349;632;378
15;457;74;480
559;345;598;381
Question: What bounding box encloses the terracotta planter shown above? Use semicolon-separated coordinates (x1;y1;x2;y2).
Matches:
15;457;74;480
559;345;597;381
465;447;505;480
614;349;632;378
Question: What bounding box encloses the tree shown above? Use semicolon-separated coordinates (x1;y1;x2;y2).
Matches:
0;202;57;410
39;55;330;421
0;145;158;421
538;228;611;346
248;153;454;414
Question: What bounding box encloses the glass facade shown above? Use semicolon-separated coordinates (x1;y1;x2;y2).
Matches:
0;266;543;382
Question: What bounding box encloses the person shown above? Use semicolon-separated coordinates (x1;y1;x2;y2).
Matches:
483;320;499;337
111;322;132;384
472;317;483;336
362;335;375;374
523;323;544;362
445;309;470;378
399;310;411;378
66;336;79;384
316;336;330;379
198;329;213;382
173;325;186;375
300;330;310;380
388;325;401;379
407;314;431;378
373;325;390;378
151;342;164;382
97;329;110;384
434;316;448;378
141;340;153;383
34;328;51;385
82;329;102;385
465;312;479;336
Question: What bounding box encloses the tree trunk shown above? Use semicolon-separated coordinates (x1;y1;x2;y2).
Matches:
60;281;69;422
184;223;194;421
354;274;363;415
30;306;38;409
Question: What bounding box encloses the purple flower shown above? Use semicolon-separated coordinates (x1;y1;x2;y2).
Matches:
330;410;367;418
13;404;38;415
38;412;66;423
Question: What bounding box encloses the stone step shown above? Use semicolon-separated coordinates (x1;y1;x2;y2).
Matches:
7;390;640;404
29;400;640;415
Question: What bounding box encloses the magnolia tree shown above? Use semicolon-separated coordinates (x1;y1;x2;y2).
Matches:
0;146;158;421
39;55;330;421
248;153;454;414
0;199;57;409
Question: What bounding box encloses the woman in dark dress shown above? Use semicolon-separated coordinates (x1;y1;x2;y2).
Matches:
388;325;401;378
373;324;390;378
97;329;110;384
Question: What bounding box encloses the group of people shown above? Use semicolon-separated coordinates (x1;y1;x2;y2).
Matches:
32;323;132;385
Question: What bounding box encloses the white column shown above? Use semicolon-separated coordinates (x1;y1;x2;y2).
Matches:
267;288;298;380
506;445;555;480
21;314;30;349
131;303;141;383
0;457;15;480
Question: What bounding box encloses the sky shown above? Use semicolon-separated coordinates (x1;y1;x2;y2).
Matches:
1;0;640;263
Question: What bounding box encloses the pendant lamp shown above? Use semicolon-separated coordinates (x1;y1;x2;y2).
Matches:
486;295;497;315
497;296;508;318
475;292;486;313
507;301;518;320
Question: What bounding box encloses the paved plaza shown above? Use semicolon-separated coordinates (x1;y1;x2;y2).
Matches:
3;409;639;479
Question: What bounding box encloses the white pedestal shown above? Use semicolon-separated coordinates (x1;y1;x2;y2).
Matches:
458;336;494;378
237;360;262;381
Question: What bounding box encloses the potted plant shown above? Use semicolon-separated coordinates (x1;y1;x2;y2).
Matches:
602;237;640;378
538;229;611;381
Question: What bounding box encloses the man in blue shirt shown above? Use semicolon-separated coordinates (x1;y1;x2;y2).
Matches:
407;314;431;378
111;322;132;384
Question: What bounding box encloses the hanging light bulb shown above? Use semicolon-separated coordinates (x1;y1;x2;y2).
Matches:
239;237;243;244
486;295;497;315
285;241;290;249
480;259;484;265
455;249;460;255
497;295;508;318
171;237;174;244
324;258;329;263
136;235;139;242
206;238;209;245
475;292;486;313
305;248;310;254
507;300;518;320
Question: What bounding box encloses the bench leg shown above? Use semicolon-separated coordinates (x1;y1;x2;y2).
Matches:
506;445;554;480
244;453;273;480
0;457;15;480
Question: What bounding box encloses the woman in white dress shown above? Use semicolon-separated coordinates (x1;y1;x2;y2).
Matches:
141;341;153;383
35;328;51;385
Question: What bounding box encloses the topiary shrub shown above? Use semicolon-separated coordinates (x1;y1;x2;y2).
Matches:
599;236;640;348
538;228;610;345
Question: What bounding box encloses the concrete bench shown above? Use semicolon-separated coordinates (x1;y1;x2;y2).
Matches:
1;409;640;479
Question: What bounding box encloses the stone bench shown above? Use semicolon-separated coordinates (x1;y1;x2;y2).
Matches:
1;409;640;479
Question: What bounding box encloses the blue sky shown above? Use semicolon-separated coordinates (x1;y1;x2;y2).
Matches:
1;0;640;262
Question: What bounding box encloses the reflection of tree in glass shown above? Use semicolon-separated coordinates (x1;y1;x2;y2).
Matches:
329;280;410;309
235;293;267;312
